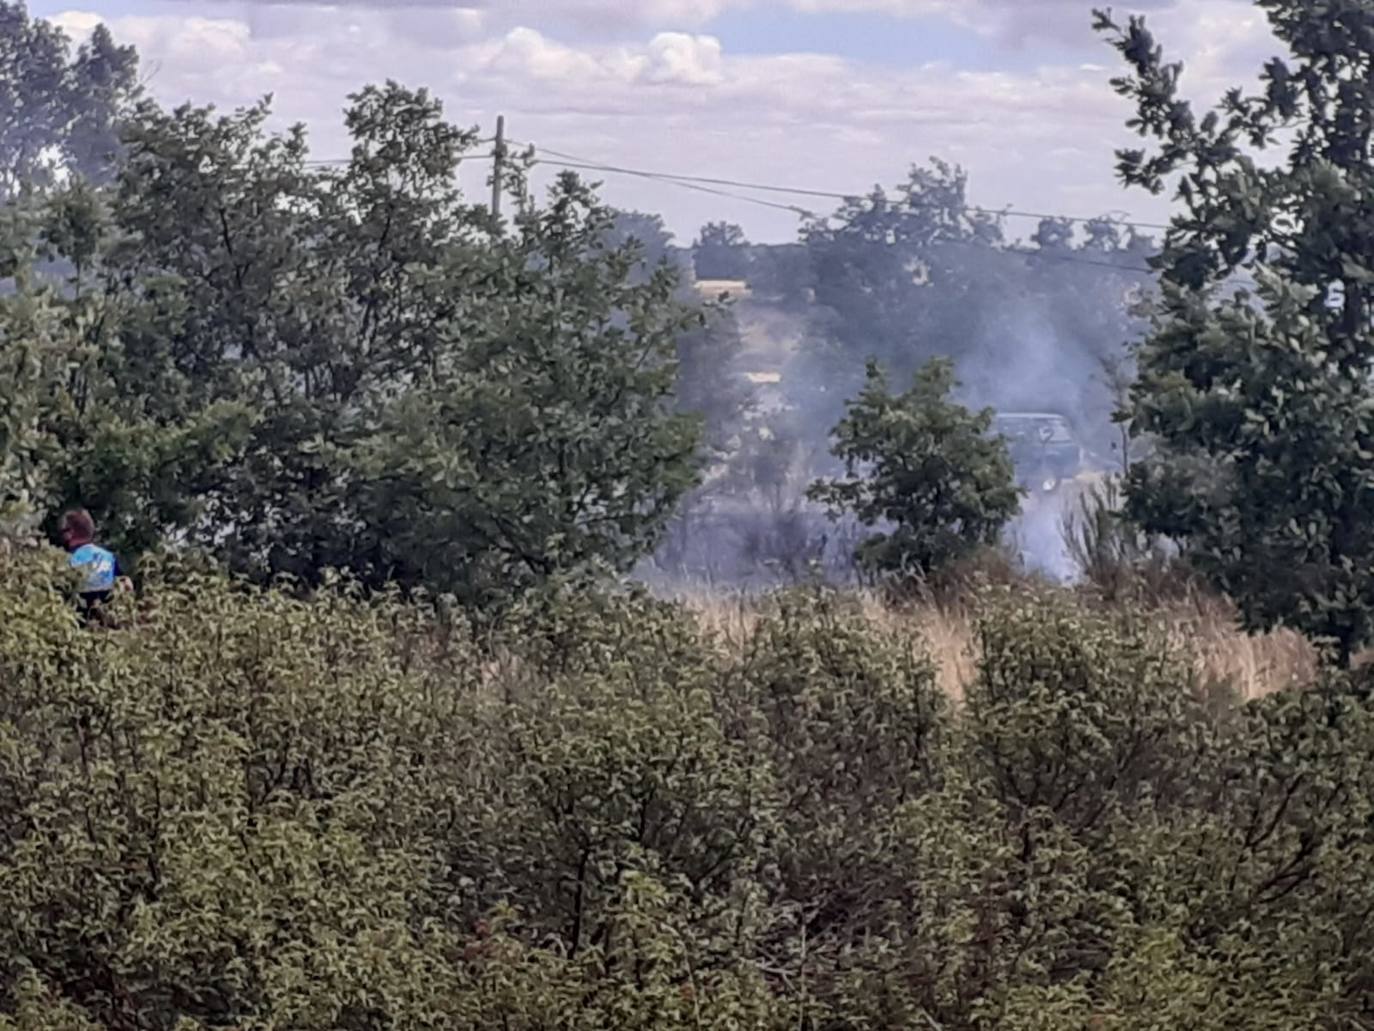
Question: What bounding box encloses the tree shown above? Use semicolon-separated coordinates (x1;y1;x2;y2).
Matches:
11;85;705;602
800;161;1003;406
748;242;811;307
692;220;750;281
0;200;66;540
797;159;1156;464
1097;3;1374;662
0;4;139;196
809;357;1022;578
602;209;687;279
350;174;705;606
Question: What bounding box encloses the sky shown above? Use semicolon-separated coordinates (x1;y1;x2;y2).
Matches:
34;0;1282;244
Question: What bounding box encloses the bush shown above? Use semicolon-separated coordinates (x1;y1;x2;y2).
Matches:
966;590;1213;831
0;554;478;1029
2;554;1373;1027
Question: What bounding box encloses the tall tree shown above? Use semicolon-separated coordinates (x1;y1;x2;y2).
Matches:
793;161;1006;439
355;176;703;605
0;4;139;196
1098;3;1374;661
10;86;704;602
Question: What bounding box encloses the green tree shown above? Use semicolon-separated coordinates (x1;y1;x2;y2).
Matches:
602;209;686;278
0;3;139;195
809;357;1022;578
796;161;1005;430
692;220;750;281
12;86;704;602
351;175;704;605
1097;4;1374;662
88;85;486;579
0;201;65;539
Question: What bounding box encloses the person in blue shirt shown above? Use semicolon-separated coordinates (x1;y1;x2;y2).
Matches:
58;508;120;615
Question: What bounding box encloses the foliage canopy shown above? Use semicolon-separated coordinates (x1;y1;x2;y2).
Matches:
810;357;1023;578
1098;2;1374;661
3;556;1374;1027
0;81;708;606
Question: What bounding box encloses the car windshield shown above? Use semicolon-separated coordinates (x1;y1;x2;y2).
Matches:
994;415;1074;444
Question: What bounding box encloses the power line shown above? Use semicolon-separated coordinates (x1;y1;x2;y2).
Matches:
294;143;1160;275
304;137;1171;236
526;143;844;205
303;154;495;168
514;139;1173;233
522;146;1158;275
1014;247;1156;275
531;157;820;217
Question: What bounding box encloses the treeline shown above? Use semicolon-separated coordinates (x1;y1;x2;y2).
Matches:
1;74;724;607
0;0;1154;607
6;0;1374;664
690;165;1155;441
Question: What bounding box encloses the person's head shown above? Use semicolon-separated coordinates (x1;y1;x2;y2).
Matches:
58;509;96;553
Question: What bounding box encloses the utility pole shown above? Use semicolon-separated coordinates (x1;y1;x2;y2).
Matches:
490;114;506;222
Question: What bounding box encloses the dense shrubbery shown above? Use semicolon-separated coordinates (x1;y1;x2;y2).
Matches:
3;551;1373;1028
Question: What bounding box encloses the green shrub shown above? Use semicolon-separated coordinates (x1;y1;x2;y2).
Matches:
2;554;1373;1028
0;555;477;1028
809;358;1023;580
965;590;1213;831
739;588;945;930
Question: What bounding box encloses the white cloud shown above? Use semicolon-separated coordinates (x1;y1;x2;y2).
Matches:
44;0;1279;242
644;33;724;86
47;8;104;37
117;13;252;61
484;27;610;81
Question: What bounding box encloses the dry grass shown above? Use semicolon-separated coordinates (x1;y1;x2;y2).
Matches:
1152;592;1317;700
680;583;1319;704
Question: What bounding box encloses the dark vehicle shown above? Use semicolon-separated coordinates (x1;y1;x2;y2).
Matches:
992;412;1084;494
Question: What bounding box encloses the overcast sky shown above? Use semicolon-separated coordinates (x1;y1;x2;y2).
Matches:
36;0;1281;244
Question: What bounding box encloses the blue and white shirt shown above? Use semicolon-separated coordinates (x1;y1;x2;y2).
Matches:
70;543;118;595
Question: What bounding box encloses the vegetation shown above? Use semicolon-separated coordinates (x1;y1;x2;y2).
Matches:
0;0;139;196
810;358;1022;579
1099;2;1374;662
692;220;751;281
790;160;1153;443
7;2;1374;1025
0;84;707;606
2;553;1371;1028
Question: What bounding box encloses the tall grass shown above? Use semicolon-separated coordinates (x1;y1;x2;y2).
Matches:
686;581;1316;703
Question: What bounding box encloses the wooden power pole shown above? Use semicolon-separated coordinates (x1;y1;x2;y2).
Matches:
491;114;506;221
